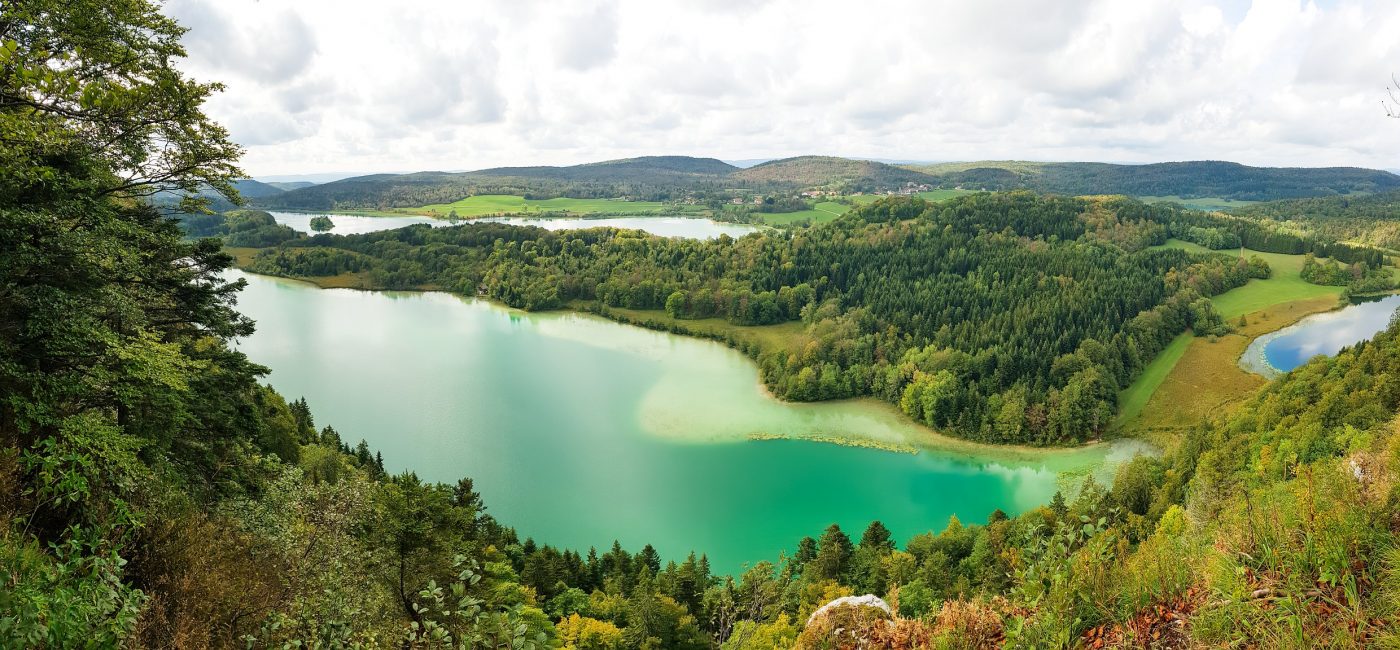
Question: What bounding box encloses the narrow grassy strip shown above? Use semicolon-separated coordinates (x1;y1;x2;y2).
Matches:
1113;332;1191;430
1124;241;1346;441
755;201;850;225
1138;195;1260;211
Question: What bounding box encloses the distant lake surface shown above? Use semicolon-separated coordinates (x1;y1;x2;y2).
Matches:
230;270;1152;572
268;211;760;239
269;211;444;234
478;215;761;239
1242;294;1400;376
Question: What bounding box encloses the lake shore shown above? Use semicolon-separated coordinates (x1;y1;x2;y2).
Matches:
225;268;1145;572
226;262;1157;471
1240;292;1400;378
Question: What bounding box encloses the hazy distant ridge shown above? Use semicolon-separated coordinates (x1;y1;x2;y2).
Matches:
252;155;1400;211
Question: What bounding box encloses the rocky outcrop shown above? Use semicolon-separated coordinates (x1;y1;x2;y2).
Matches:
806;595;892;627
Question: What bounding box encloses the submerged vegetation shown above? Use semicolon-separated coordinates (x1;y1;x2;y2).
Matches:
6;1;1400;648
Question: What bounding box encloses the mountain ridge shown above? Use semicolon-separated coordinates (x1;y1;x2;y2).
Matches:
251;155;1400;211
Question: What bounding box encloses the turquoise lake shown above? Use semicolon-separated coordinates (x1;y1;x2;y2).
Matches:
229;270;1153;572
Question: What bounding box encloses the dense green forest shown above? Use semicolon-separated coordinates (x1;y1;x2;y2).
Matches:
1231;191;1400;251
1161;207;1387;265
179;209;301;247
247;193;1266;445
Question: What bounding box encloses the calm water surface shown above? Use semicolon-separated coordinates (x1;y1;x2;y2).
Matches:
269;211;443;234
269;211;760;239
1243;294;1400;376
231;270;1150;572
479;215;761;239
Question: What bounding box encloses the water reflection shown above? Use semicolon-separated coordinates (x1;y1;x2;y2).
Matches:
268;211;761;240
1242;294;1400;376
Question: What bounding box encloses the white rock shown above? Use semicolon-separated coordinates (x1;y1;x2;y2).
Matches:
806;594;892;626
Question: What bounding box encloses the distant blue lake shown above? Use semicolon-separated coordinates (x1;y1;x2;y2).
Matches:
1242;294;1400;376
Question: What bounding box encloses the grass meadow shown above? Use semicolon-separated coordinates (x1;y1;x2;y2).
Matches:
1115;239;1345;440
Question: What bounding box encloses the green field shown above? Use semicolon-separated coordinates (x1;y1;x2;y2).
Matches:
756;190;977;225
1115;240;1346;436
1138;195;1259;211
917;189;978;201
1113;332;1190;429
847;189;975;204
1157;239;1343;318
756;201;850;225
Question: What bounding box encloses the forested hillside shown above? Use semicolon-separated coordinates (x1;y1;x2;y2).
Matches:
1231;191;1400;250
257;156;1400;214
904;160;1400;200
247;193;1263;445
232;178;290;199
730;156;937;190
477;155;739;180
264;180;317;191
255;157;742;210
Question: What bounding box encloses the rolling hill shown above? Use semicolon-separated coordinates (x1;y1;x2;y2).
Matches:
231;178;288;199
253;156;1400;213
263;181;317;191
254;157;740;211
902;160;1400;200
473;155;738;181
731;155;937;188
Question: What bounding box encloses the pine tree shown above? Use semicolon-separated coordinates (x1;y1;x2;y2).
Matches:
811;524;853;582
638;544;662;576
858;521;895;552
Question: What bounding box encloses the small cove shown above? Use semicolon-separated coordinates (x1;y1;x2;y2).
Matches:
1241;294;1400;377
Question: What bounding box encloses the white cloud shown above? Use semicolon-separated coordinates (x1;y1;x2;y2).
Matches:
164;0;1400;175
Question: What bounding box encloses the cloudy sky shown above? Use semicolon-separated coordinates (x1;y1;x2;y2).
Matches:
164;0;1400;177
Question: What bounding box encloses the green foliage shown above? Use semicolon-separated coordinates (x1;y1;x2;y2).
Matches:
720;613;798;649
557;613;624;649
309;215;335;232
404;557;553;649
1233;190;1400;251
0;533;146;647
1170;223;1241;249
